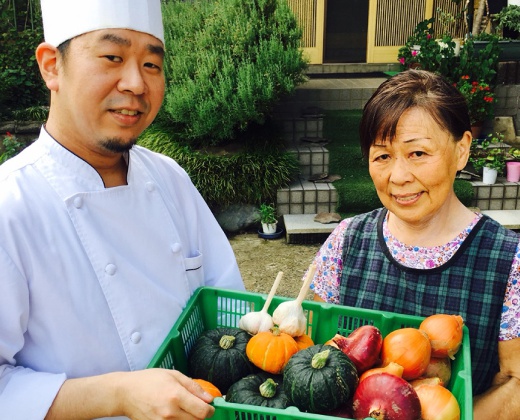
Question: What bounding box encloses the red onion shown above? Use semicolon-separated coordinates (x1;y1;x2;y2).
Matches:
326;325;383;373
352;373;422;420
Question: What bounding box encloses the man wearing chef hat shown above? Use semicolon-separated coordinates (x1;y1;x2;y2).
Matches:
0;1;245;419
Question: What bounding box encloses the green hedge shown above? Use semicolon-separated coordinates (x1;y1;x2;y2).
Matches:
0;0;48;119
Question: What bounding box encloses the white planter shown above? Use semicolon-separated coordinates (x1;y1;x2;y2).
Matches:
482;166;498;184
261;222;277;234
436;38;462;57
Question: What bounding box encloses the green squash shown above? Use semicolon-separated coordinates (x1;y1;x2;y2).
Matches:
226;373;290;409
283;344;358;413
188;327;256;394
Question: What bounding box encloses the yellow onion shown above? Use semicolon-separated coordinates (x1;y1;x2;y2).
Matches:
381;327;431;381
413;384;460;420
419;314;464;360
423;357;452;386
359;362;404;383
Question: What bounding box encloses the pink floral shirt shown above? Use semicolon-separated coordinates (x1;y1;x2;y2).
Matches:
310;213;520;341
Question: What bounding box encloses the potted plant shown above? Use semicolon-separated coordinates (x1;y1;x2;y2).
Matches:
454;75;495;130
258;203;278;234
435;6;466;54
469;132;507;184
506;146;520;182
397;18;458;76
494;4;520;39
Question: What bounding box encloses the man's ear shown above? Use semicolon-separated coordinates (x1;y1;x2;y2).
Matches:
35;42;60;92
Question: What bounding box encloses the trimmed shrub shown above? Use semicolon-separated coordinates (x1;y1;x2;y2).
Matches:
159;0;308;147
139;121;300;208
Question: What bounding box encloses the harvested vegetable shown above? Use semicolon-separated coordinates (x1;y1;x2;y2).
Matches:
192;379;222;398
188;328;256;394
239;272;283;335
352;372;422;420
381;328;431;380
294;333;314;350
423;357;451;386
246;325;298;374
283;344;359;413
413;383;460;420
226;373;290;409
272;264;316;337
419;314;464;360
359;362;404;383
325;325;383;373
409;377;443;388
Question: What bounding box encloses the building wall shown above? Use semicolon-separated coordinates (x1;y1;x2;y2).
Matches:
496;62;520;137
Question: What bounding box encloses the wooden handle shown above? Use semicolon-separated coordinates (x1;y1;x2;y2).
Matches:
296;263;317;305
261;271;283;312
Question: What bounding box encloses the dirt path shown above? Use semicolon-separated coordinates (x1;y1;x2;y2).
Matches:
227;232;321;299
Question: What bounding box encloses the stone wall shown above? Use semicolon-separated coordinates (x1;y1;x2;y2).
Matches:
0;121;41;149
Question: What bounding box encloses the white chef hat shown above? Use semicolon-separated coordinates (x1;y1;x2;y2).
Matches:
41;0;164;47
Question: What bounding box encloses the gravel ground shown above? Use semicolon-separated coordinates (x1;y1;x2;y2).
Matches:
227;232;321;300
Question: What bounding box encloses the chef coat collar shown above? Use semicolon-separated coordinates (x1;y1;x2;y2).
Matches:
39;126;131;190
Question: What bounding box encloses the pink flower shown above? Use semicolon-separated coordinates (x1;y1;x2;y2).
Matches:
427;34;431;40
399;57;405;65
411;50;418;57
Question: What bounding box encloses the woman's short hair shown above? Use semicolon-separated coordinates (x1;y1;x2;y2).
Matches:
359;70;471;158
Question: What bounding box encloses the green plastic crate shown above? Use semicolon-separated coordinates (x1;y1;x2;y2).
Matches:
148;287;473;420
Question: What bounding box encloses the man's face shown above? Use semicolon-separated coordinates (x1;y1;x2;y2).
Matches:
49;29;165;157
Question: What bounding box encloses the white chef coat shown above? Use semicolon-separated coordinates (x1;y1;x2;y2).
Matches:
0;127;245;419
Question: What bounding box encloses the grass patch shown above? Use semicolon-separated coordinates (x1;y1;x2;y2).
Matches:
323;110;474;216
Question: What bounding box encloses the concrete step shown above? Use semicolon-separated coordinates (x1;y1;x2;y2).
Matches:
274;77;387;118
284;210;520;245
306;63;400;75
481;210;520;229
283;213;339;244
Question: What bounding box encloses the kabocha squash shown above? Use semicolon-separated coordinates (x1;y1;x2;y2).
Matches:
192;379;222;398
226;373;290;409
294;333;314;351
188;328;256;394
246;326;298;374
283;344;359;413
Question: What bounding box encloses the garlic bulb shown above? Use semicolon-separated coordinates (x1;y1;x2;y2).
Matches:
239;271;283;335
272;264;317;337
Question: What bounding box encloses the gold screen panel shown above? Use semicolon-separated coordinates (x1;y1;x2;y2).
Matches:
286;0;317;48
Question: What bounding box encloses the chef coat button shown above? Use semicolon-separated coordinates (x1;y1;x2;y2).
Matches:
73;196;83;208
146;182;155;192
171;243;182;253
105;264;117;275
130;332;142;344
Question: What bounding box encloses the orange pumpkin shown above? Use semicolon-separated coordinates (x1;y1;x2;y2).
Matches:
246;326;298;374
294;333;314;350
192;378;223;397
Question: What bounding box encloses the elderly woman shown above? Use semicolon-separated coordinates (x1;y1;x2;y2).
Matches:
309;70;520;418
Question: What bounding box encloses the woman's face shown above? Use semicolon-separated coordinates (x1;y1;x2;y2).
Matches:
368;107;471;225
